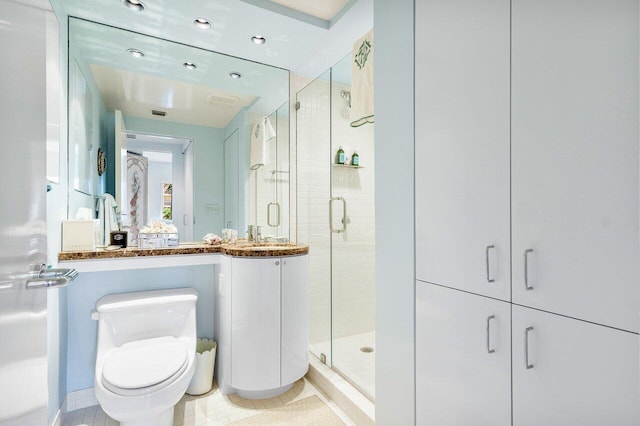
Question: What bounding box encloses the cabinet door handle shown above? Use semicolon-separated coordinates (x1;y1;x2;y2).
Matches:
275;260;280;266
524;249;534;290
524;326;534;369
486;245;496;283
486;315;496;353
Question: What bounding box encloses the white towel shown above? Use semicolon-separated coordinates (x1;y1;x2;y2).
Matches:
351;28;374;127
97;193;119;245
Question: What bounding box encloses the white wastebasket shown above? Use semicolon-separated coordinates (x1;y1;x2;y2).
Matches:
186;338;217;395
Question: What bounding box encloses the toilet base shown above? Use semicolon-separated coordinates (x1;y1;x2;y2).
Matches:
120;406;174;426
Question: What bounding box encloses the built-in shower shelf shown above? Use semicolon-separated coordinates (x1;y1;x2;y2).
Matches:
333;164;364;169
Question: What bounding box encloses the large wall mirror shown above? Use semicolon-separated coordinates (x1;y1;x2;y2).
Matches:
67;17;290;244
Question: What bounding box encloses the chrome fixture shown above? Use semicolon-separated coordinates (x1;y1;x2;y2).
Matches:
126;48;145;58
340;90;351;108
2;263;80;290
122;0;145;12
193;18;211;30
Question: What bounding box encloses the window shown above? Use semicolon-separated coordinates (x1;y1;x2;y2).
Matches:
162;183;172;219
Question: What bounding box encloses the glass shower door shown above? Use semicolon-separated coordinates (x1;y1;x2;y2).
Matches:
296;71;332;366
329;54;376;399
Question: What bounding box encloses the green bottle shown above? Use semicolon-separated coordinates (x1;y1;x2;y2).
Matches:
351;151;360;167
336;146;345;164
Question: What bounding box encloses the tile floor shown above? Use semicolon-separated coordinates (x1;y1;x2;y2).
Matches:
61;378;354;426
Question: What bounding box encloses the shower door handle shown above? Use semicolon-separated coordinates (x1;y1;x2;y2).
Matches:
329;197;347;233
267;202;281;227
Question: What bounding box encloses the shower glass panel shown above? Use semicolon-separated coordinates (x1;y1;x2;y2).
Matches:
297;70;332;366
297;53;375;400
330;53;375;399
251;101;290;240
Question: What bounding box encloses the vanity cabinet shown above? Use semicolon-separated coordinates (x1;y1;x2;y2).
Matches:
415;0;640;423
415;0;511;302
215;254;309;395
416;282;511;426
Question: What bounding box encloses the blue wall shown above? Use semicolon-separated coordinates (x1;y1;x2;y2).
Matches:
66;265;216;393
122;116;226;238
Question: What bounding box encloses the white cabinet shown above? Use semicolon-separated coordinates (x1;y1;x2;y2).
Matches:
415;0;511;302
512;305;640;426
415;0;640;423
416;282;511;426
280;256;309;386
511;0;640;333
230;257;282;391
216;254;309;395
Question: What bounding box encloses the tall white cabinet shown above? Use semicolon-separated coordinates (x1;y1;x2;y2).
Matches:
415;0;640;424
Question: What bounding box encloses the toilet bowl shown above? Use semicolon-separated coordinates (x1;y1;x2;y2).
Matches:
92;288;198;426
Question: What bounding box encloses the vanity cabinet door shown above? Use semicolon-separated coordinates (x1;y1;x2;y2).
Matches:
231;257;281;390
415;0;511;302
416;282;511;426
512;305;640;426
281;255;309;385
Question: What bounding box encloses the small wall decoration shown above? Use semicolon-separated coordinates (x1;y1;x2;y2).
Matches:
97;148;106;176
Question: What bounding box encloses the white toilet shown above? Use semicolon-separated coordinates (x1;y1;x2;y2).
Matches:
92;288;198;426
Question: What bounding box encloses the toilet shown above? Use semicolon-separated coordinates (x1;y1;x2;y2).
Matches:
92;288;198;426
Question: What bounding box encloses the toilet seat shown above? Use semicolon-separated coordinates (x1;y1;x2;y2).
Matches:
102;336;188;396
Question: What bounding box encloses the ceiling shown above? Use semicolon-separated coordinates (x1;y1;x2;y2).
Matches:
57;0;373;78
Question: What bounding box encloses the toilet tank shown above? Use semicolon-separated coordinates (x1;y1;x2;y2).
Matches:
94;288;198;348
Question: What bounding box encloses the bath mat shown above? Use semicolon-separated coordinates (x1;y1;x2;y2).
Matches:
228;395;345;425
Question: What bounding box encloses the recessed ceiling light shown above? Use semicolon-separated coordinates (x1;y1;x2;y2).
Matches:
229;72;242;79
126;48;145;58
193;18;211;30
122;0;145;11
251;35;266;45
183;62;197;70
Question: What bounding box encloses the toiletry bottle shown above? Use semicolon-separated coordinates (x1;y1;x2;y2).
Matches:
336;146;345;165
351;151;360;167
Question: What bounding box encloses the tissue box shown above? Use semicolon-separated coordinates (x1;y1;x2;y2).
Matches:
62;220;96;251
137;233;179;249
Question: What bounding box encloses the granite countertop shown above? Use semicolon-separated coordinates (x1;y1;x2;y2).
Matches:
58;242;309;262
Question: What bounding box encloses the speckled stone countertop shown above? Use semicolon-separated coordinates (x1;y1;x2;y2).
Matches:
57;242;309;262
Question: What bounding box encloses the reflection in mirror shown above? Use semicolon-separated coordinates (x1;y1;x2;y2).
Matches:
67;17;290;244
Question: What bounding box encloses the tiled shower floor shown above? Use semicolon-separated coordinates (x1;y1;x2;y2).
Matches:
60;378;353;426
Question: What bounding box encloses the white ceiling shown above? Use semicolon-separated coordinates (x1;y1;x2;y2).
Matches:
57;0;373;78
89;65;256;128
264;0;351;21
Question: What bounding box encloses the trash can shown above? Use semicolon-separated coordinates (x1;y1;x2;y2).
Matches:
186;338;217;395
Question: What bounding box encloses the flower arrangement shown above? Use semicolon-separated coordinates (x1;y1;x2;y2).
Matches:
203;233;222;245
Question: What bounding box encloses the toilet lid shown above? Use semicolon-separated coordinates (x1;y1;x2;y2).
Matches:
102;336;187;391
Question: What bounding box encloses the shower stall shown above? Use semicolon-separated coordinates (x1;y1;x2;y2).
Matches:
249;101;290;241
296;53;376;399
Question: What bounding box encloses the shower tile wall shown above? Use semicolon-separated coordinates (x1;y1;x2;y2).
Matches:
330;81;375;340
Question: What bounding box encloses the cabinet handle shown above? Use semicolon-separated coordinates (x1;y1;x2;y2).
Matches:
275;260;280;266
524;326;534;369
485;245;496;283
486;315;496;354
524;249;534;290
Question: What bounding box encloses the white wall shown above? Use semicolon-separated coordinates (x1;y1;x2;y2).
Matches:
374;0;415;424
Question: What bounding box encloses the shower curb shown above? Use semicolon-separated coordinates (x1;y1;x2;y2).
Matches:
306;356;375;426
